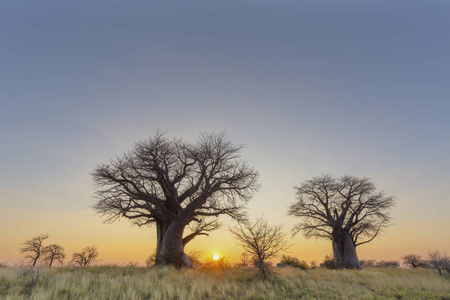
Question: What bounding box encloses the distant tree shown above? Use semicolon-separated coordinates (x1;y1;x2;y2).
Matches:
71;246;98;267
360;259;376;268
92;131;259;268
20;234;49;266
288;175;395;269
238;252;250;267
376;260;399;268
230;217;289;276
403;254;422;268
42;244;65;267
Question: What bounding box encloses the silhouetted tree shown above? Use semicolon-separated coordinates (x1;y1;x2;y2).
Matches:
71;246;98;267
42;244;65;267
230;217;289;276
288;175;395;269
20;234;49;266
238;252;250;267
403;254;422;268
92;131;259;268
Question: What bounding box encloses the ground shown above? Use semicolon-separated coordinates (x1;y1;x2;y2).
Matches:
0;266;449;299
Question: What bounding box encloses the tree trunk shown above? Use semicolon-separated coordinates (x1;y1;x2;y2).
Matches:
49;256;54;267
161;221;194;269
155;220;170;264
332;229;361;269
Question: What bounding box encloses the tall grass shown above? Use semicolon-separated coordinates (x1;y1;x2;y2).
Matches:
0;266;449;299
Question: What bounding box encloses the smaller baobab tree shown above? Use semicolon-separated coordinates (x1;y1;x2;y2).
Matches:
71;246;98;267
42;244;65;267
230;217;290;276
20;234;49;266
288;175;395;269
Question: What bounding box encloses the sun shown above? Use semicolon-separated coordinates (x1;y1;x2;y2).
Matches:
213;254;220;260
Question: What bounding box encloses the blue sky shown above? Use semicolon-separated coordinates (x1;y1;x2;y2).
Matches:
1;0;449;263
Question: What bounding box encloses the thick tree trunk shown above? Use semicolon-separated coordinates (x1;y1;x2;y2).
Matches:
155;220;170;264
332;229;362;269
161;221;194;269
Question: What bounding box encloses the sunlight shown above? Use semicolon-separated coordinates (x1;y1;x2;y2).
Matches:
213;254;220;260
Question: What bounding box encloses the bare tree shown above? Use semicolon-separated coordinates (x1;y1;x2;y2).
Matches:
42;244;65;267
71;246;98;267
92;131;259;268
403;254;422;268
20;234;49;266
229;217;290;276
238;252;250;267
288;175;395;269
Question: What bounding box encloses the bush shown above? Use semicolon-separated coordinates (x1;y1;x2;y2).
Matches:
17;266;43;295
323;255;336;270
360;260;376;268
428;251;450;278
200;255;230;272
376;260;399;268
279;255;309;270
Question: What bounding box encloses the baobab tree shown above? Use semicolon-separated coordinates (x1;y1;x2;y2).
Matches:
71;246;98;267
20;234;48;266
42;244;65;267
92;131;259;268
230;217;289;276
288;175;395;269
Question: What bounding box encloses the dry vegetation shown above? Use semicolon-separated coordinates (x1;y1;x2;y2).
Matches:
1;266;449;300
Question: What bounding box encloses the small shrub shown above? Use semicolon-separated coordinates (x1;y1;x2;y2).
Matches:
279;255;309;270
360;260;376;268
17;266;43;295
200;255;230;272
145;252;157;267
376;260;399;268
428;251;450;278
323;255;336;270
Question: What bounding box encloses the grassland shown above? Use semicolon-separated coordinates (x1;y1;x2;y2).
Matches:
0;265;449;299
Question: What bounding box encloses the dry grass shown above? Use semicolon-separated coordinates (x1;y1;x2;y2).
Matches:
0;266;449;299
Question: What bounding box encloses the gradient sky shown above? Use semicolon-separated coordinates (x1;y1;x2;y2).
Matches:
1;0;449;265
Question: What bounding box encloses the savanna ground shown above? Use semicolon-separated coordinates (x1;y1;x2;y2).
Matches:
1;266;449;300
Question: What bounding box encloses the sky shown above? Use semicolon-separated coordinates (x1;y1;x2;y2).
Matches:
1;0;449;266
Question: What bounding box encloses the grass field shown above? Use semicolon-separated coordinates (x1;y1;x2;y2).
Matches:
0;266;449;299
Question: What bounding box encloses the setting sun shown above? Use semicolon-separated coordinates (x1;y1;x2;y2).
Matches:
213;254;220;260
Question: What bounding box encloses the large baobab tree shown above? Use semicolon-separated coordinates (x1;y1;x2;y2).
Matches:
288;175;395;269
42;244;65;267
92;131;259;268
20;234;49;266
